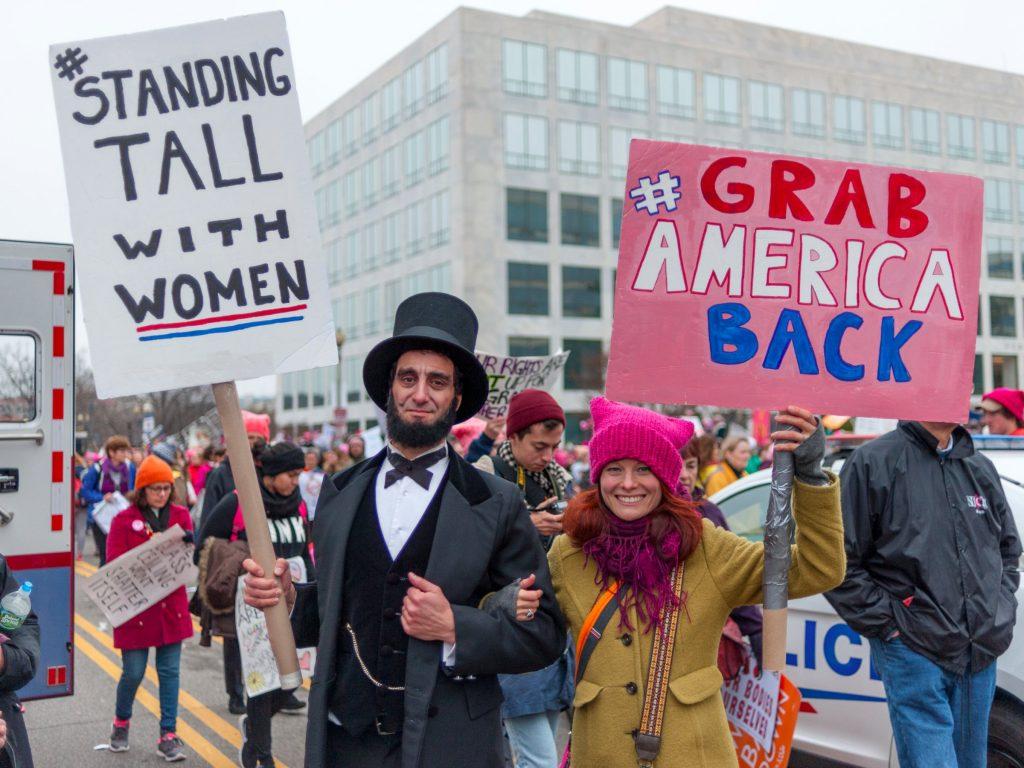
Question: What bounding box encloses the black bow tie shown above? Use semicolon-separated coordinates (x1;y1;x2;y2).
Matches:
384;447;447;490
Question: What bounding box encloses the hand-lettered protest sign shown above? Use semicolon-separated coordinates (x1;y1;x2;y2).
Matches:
84;524;197;627
50;13;337;398
235;576;281;697
725;657;802;768
475;351;571;419
607;141;982;422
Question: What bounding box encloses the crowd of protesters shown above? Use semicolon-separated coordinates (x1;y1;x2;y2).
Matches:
69;294;1023;768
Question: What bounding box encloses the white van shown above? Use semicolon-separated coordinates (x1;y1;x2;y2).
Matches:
0;239;75;700
711;437;1024;768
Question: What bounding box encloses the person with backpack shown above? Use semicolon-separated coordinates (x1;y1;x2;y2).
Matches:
80;436;136;566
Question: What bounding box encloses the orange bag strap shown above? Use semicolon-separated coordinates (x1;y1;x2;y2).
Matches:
574;582;621;684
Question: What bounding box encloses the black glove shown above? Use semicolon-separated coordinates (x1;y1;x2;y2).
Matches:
792;420;828;486
748;631;764;673
181;530;195;545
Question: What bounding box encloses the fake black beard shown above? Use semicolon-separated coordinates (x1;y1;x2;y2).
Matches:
386;394;458;449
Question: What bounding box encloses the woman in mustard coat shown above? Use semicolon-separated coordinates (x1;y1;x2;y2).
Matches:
515;397;845;768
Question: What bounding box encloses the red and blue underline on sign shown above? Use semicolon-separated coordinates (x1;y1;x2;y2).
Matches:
136;303;306;341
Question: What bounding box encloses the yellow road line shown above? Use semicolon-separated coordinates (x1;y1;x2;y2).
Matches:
74;632;237;768
75;613;293;768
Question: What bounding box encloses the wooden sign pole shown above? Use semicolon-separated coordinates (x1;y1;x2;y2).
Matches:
212;381;302;689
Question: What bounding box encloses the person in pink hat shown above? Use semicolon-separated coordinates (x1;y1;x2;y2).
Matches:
980;387;1024;436
513;397;845;768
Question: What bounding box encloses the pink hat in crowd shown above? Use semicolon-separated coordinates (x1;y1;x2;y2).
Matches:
981;388;1024;423
588;397;696;489
241;410;271;440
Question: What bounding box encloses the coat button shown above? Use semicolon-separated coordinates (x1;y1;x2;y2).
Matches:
625;682;638;695
620;633;632;646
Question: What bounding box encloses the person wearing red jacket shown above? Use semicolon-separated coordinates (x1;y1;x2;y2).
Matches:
105;455;194;762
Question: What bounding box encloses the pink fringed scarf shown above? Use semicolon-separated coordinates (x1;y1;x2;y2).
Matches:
582;512;682;633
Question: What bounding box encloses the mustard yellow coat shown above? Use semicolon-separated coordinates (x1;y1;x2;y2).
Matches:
548;474;845;768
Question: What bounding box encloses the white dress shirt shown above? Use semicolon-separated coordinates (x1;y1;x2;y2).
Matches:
375;441;456;665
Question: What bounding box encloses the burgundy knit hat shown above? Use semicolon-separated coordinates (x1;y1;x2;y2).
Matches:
506;389;566;436
588;397;695;489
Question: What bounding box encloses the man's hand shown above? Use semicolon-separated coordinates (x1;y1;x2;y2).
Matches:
242;557;295;613
402;572;455;644
529;497;564;536
483;416;506;441
515;574;542;622
0;709;7;751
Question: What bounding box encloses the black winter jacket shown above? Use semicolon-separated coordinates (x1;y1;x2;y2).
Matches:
826;421;1021;674
0;557;39;768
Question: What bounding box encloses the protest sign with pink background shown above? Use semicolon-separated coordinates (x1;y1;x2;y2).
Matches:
606;140;982;422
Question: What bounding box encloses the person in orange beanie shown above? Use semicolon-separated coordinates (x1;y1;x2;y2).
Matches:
105;455;193;761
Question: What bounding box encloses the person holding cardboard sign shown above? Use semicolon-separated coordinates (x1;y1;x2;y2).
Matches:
512;397;843;768
242;293;565;768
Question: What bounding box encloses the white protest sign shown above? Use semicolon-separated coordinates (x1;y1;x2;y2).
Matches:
721;654;781;753
92;491;131;535
474;351;571;420
50;13;337;398
84;524;197;627
235;576;281;697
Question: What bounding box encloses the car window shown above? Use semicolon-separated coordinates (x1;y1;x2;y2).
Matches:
716;483;771;542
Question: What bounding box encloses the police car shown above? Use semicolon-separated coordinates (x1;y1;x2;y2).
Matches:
710;435;1024;768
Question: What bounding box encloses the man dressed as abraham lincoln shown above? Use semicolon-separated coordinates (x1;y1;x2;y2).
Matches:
243;292;565;768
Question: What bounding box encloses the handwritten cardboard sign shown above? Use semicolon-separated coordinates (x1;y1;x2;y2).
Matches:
235;576;281;697
50;13;336;398
722;657;781;752
475;350;571;419
607;141;982;422
84;524;196;627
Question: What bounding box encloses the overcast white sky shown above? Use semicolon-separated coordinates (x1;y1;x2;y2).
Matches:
4;0;1022;397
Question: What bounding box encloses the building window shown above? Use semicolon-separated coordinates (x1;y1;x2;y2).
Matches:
426;116;450;175
609;127;649;178
1019;183;1024;222
429;191;450;247
561;193;600;247
790;88;825;137
987;236;1014;280
342;108;359;156
331;297;342;330
362;157;379;208
974;354;984;394
406;201;425;256
993;354;1019;388
342;170;359;218
504;114;548;170
703;73;741;125
381;145;401;197
872;102;904;149
342;292;360;339
314;179;341;230
985;178;1012;222
990;295;1017;337
982;119;1010;164
324;120;342;168
363;222;379;272
608;57;647;112
563;338;604;390
562;266;601;318
381;76;401;133
384;279;403;321
326;238;342;285
343;231;359;278
1017;126;1024;167
947;114;975;159
747;82;784;133
611;198;623;248
507;188;548;242
909;108;940;155
297;370;310;408
344;358;362;403
403;60;424;118
281;372;293;411
558;120;600;176
425;43;449;103
503;39;546;98
383;211;401;263
361;92;379;146
556;49;598;105
404;130;426;186
656;66;695;119
508;336;550;357
308;131;326;176
364;286;381;335
833;95;865;143
507;262;549;315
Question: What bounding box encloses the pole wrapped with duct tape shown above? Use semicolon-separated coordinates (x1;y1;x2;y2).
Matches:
761;448;794;672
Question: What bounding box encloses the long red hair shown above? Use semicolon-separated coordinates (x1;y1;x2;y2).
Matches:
563;480;704;561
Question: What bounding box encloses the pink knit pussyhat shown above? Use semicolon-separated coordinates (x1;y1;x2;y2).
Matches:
588;397;695;489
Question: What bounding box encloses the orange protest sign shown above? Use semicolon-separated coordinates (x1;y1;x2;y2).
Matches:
725;665;802;768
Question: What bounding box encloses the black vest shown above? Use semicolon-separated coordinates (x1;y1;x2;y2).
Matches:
330;472;444;736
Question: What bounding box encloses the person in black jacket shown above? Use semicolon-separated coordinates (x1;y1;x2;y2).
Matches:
826;420;1021;768
0;557;40;768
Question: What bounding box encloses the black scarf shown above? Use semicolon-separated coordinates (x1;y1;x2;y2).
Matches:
140;504;171;534
260;483;303;519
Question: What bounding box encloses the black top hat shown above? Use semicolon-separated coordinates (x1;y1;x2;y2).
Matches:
362;292;488;423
